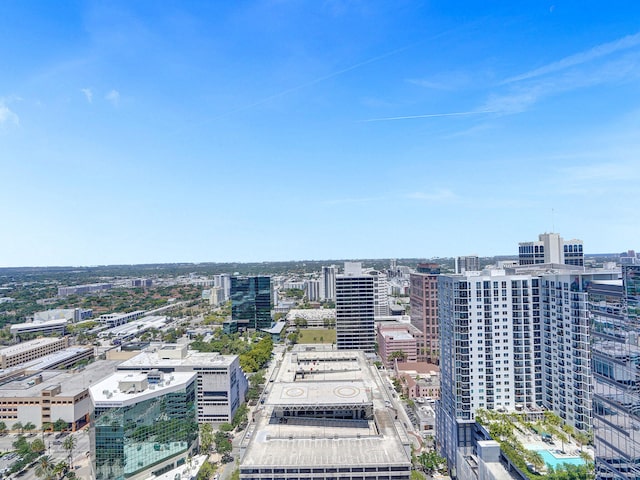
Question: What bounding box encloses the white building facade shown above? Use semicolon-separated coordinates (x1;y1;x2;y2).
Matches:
117;344;248;424
336;264;375;352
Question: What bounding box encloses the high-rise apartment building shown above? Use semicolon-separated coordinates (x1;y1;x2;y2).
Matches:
336;263;375;352
436;264;618;474
231;276;272;329
538;270;598;430
321;265;337;301
214;274;231;301
306;279;321;302
455;256;480;274
410;263;440;364
518;232;584;266
368;269;390;317
437;270;540;470
590;265;640;480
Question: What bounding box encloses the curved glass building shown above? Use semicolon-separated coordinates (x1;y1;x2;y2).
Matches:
90;371;198;480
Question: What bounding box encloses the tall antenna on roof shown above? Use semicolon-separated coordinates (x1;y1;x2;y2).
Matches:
552;208;555;233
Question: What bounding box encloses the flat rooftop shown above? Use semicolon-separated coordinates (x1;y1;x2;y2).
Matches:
10;319;67;332
0;337;63;357
267;381;371;406
381;331;413;341
105;315;167;336
241;349;411;469
0;360;121;398
90;371;197;406
25;347;92;372
286;309;336;320
118;349;237;369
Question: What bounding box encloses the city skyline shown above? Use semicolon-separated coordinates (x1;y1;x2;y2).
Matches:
1;2;640;267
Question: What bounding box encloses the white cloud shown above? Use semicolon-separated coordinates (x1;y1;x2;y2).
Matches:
106;89;120;106
502;31;640;84
0;102;19;126
482;50;640;115
81;88;93;103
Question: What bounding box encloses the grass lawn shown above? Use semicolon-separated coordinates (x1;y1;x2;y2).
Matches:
297;328;336;344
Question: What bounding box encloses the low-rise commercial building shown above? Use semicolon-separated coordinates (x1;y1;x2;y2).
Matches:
285;309;336;328
239;348;412;479
393;362;440;400
0;337;70;369
117;344;247;424
376;324;418;368
10;319;68;339
0;360;119;430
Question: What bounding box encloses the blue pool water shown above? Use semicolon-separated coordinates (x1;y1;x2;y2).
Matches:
533;449;586;468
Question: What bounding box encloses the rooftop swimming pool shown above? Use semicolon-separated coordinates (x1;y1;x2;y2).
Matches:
530;448;586;469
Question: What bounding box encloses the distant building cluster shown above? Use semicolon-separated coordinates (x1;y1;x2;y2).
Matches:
57;282;113;296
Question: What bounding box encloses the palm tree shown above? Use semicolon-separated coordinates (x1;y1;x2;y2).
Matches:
35;455;55;480
12;421;23;433
525;449;545;472
31;438;46;454
556;431;569;454
388;350;408;363
53;461;68;479
0;421;6;434
580;451;595;476
24;421;36;434
63;435;77;469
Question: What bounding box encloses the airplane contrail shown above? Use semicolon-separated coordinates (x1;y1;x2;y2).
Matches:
209;42;423;121
207;21;482;121
362;110;496;122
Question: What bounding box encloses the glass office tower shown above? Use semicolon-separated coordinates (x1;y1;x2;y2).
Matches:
591;265;640;480
231;276;272;329
91;372;198;480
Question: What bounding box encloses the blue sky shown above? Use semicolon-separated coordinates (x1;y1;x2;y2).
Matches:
1;1;640;267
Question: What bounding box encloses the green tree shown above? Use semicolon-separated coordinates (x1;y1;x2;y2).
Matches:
232;403;248;428
388;350;408;363
199;423;213;453
53;461;68;479
524;449;545;472
556;431;568;453
543;411;562;427
197;461;217;480
574;431;589;450
13;421;24;433
53;418;67;432
42;422;53;433
31;438;46;454
63;435;77;468
239;354;258;372
0;421;6;434
24;421;36;434
214;431;232;454
417;450;446;474
35;455;55;480
219;422;234;432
